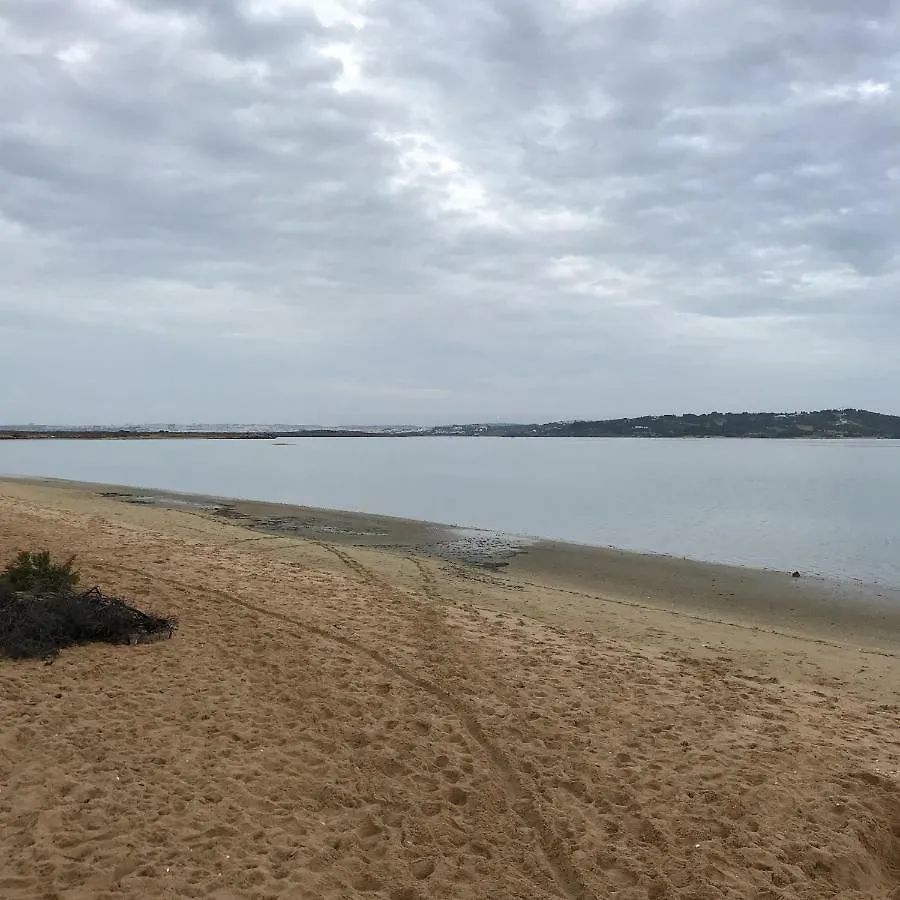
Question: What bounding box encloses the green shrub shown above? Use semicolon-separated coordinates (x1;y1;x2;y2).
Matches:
1;550;80;594
0;551;176;661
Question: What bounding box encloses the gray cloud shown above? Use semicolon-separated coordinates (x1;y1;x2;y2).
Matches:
1;0;898;424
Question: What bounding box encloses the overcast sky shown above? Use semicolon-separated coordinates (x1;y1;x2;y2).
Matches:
2;0;899;425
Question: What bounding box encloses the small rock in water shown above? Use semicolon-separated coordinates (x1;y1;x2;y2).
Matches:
791;571;801;578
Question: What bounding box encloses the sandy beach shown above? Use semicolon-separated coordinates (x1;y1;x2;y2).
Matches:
1;477;899;899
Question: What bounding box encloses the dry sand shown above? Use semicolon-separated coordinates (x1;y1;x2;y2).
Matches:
1;478;899;900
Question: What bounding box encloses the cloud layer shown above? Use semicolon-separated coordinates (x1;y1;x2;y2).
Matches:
2;0;898;423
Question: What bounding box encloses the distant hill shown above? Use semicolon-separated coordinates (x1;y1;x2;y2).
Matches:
2;410;899;440
419;409;900;439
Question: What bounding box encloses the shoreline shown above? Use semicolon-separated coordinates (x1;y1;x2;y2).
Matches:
0;472;879;570
5;475;900;652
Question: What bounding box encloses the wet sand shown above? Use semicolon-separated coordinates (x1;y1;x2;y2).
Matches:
88;479;900;653
1;477;899;899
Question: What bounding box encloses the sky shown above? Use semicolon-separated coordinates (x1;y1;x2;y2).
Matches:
1;0;899;426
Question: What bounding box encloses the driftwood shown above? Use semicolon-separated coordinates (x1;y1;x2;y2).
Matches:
0;582;177;662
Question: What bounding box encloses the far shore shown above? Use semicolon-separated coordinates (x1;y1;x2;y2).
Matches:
2;430;897;440
0;430;386;440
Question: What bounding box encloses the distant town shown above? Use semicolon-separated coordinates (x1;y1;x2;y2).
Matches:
2;409;900;440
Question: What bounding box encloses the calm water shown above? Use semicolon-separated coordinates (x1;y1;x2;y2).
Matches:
2;437;899;586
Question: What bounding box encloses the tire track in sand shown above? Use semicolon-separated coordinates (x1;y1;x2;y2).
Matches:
309;542;592;900
407;555;442;605
110;553;594;900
